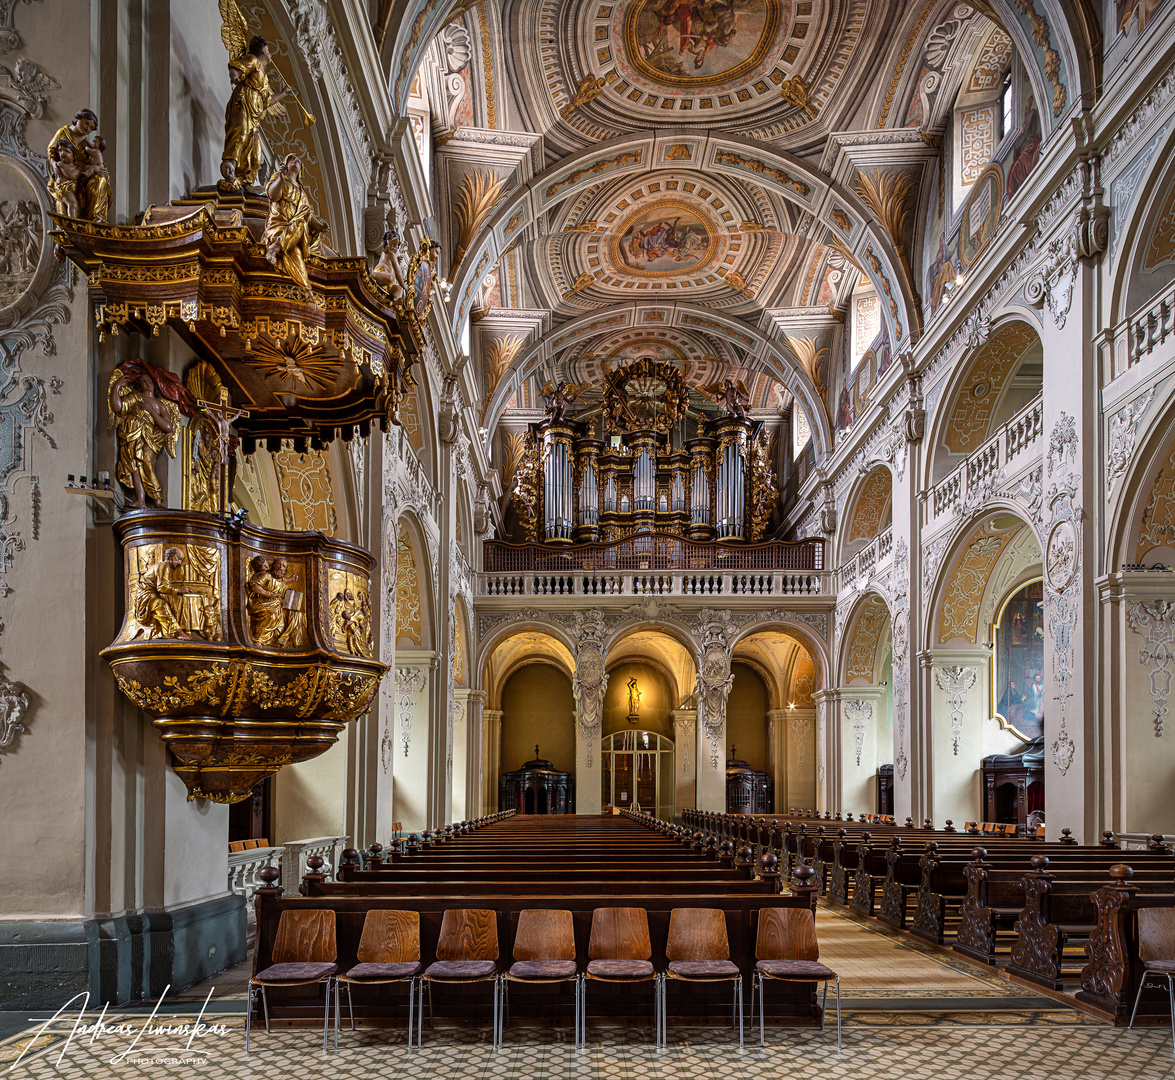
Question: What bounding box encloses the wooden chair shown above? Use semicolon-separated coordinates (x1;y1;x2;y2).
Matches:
751;906;841;1049
662;907;743;1051
1128;906;1175;1054
421;908;501;1048
247;908;338;1054
335;910;421;1046
501;909;581;1047
583;907;661;1048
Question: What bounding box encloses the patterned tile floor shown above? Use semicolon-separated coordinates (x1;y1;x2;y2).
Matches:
3;903;1172;1078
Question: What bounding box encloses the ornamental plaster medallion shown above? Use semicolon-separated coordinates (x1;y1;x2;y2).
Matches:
0;159;47;318
1045;518;1077;590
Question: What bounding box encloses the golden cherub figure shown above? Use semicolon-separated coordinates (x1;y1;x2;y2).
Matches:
218;0;313;188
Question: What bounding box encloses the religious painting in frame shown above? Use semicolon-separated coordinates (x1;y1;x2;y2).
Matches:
990;577;1045;741
958;162;1005;268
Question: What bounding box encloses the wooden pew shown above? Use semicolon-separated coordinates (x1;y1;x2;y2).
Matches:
252;813;823;1027
1077;867;1175;1022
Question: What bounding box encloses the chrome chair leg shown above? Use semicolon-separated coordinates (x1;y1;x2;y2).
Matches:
835;975;842;1051
346;981;355;1031
245;982;253;1055
322;977;331;1054
333;978;339;1051
737;975;744;1053
261;984;270;1034
758;976;766;1047
1168;975;1174;1056
417;977;424;1047
1129;972;1150;1030
820;979;829;1030
407;977;416;1049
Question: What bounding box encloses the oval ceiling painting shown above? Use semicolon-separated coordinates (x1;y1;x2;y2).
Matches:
609;201;718;277
622;0;784;87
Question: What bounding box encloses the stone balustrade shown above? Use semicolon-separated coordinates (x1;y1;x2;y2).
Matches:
930;394;1043;522
477;569;831;597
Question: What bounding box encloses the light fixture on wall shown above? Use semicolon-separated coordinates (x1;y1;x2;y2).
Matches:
880;680;888;686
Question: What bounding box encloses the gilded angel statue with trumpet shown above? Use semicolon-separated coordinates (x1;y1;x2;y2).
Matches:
218;0;314;189
540;380;589;424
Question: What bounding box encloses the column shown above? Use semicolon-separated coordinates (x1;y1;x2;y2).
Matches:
1028;174;1104;842
766;710;786;809
572;649;607;815
391;655;437;830
814;689;835;813
483;708;503;815
781;707;817;813
923;649;990;828
460;689;486;820
695;647;732;813
671;709;697;817
837;687;886;817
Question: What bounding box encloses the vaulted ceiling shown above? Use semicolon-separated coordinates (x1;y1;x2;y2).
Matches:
374;0;1099;462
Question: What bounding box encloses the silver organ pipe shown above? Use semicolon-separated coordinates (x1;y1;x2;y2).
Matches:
671;472;685;512
579;461;599;526
603;473;617;512
634;449;654;511
716;436;746;538
691;465;709;525
542;432;574;540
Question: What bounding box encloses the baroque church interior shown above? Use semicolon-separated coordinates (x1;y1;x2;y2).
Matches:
1;0;1175;1075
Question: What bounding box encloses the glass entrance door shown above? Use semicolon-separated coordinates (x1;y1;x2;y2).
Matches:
601;730;674;818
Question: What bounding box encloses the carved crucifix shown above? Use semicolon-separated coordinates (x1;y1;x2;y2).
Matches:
196;385;248;514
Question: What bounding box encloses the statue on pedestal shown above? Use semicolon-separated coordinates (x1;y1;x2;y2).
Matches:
264;154;329;302
218;0;314;189
47;109;112;221
108;359;196;509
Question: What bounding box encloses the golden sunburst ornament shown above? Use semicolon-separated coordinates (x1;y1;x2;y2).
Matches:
248;338;338;392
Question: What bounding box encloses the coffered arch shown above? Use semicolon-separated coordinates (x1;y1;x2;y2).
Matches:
480;301;836;457
449;130;918;352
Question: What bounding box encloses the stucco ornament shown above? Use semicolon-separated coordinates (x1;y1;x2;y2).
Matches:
1127;600;1175;736
0;670;28;757
697;647;734;769
572;648;608;767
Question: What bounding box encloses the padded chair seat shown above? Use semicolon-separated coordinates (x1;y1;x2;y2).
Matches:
508;960;578;980
756;959;836;980
667;960;739;979
254;961;337;982
424;959;497;980
586;959;655;979
343;961;421;980
1143;960;1175;973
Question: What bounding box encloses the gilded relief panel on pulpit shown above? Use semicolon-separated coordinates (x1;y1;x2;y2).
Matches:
118;542;223;643
245;554;309;649
327;568;374;658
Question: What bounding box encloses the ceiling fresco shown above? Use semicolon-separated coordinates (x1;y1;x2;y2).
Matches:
380;0;1096;484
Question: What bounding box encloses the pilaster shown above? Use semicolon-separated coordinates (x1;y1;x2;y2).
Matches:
671;708;697;817
483;707;503;815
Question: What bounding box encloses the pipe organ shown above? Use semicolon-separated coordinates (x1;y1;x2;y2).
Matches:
525;415;771;544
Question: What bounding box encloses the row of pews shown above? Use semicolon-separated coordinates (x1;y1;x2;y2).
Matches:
251;810;823;1027
679;808;1175;1023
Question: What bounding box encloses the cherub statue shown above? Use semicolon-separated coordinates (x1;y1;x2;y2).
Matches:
218;0;293;188
47;109;111;222
372;228;407;301
703;376;751;421
263;154;329;301
108;359;196;509
540;379;588;424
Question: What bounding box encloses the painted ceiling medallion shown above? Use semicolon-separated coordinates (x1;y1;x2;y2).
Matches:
621;0;784;87
608;200;718;277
